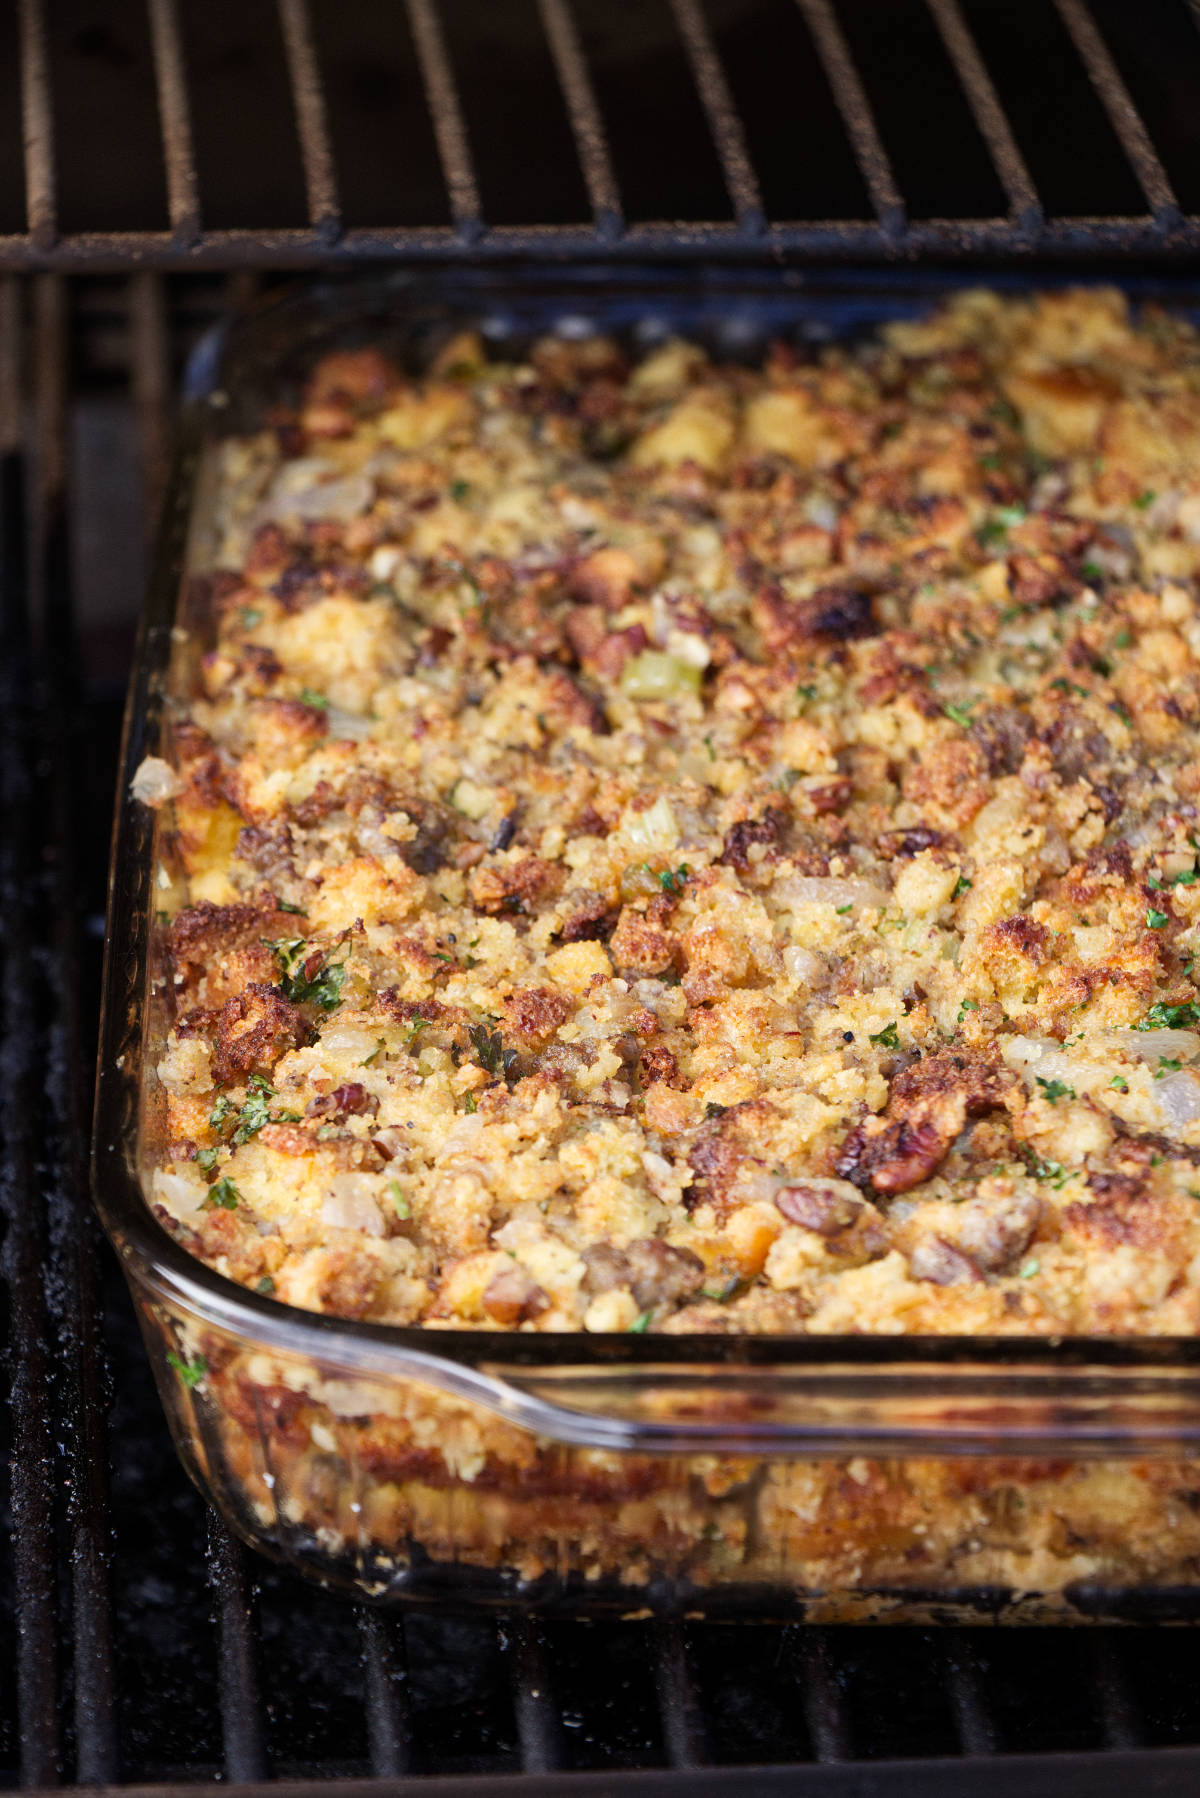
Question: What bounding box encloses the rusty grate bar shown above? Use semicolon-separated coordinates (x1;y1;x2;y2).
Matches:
667;0;765;234
794;0;905;236
358;1608;413;1778
5;0;1200;269
1054;0;1179;225
924;0;1042;230
501;1615;566;1774
655;1620;710;1771
277;0;341;242
536;0;624;239
1091;1635;1144;1751
206;1515;268;1783
18;0;55;250
146;0;200;244
404;0;483;238
943;1636;999;1757
1;214;1199;273
786;1626;854;1763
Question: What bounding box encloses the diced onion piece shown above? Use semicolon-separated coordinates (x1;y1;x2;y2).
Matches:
151;1168;206;1220
442;1114;486;1156
784;945;825;985
264;460;373;523
622;794;680;852
130;755;182;808
1150;1070;1200;1133
321;1174;385;1237
325;706;374;741
316;1022;386;1062
774;874;887;910
620;651;702;701
1104;1028;1200;1064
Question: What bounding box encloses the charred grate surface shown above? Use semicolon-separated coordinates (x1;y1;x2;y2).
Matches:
2;0;1200;266
8;270;1200;1790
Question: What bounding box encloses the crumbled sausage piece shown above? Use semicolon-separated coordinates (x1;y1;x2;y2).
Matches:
775;1183;864;1236
481;1266;550;1326
579;1238;703;1310
560;892;619;943
908;1238;983;1286
720;809;785;873
876;827;947;859
312;1240;388;1318
970;705;1033;777
234;822;296;884
754;584;877;653
1008;553;1067;607
625;1239;705;1308
581;1243;631;1294
953;1189;1040;1273
1040;708;1114;784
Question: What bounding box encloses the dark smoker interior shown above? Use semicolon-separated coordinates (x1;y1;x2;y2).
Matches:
8;0;1200;1788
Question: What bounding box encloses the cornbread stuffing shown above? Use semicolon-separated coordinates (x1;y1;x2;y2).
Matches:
145;287;1200;1344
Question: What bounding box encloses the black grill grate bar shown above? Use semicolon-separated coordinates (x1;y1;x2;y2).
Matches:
535;0;624;238
1053;0;1179;224
666;0;765;233
923;0;1042;230
146;0;202;245
785;1626;853;1762
205;1515;269;1783
357;1608;413;1778
35;268;121;1786
1091;1635;1144;1750
277;0;341;242
654;1620;710;1770
18;0;55;249
794;0;905;235
943;1635;999;1757
502;1615;565;1774
10;212;1200;272
0;272;60;1789
403;0;484;237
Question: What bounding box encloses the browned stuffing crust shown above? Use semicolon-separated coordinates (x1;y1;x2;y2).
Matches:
146;289;1200;1345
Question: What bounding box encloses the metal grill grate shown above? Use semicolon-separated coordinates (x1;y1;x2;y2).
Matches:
5;270;1200;1792
4;0;1200;269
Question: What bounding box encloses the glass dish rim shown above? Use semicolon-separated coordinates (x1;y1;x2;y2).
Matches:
91;263;1200;1459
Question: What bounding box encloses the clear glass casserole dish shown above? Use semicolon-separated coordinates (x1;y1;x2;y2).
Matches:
93;268;1200;1622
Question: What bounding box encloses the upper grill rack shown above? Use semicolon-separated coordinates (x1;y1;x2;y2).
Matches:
10;0;1200;269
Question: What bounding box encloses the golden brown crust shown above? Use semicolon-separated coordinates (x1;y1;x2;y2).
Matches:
141;289;1200;1341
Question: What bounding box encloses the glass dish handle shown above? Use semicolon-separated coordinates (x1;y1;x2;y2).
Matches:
484;1360;1200;1458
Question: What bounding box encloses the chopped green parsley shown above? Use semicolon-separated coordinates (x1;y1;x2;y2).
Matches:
166;1352;207;1388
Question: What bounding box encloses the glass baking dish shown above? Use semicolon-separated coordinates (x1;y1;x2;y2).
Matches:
93;267;1200;1622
